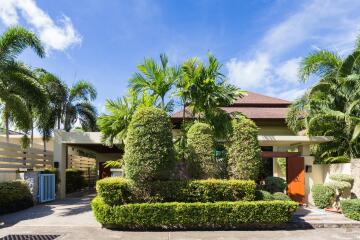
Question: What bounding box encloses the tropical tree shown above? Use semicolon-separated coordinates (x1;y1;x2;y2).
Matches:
0;26;46;142
63;80;98;132
129;53;179;111
287;42;360;162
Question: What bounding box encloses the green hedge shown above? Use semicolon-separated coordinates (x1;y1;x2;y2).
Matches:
311;184;335;209
264;177;287;193
255;190;291;201
66;169;86;193
0;180;34;214
92;196;298;229
96;177;256;205
341;199;360;221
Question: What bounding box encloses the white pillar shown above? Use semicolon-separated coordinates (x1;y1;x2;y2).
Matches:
54;130;67;199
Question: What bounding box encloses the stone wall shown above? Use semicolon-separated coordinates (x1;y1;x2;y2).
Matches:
351;159;360;198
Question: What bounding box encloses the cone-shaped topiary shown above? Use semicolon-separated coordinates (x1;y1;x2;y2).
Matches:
124;107;175;183
187;122;218;179
227;115;262;180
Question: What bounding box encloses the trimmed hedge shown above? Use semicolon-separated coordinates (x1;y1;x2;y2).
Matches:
329;174;354;184
187;122;218;179
92;196;298;229
341;199;360;221
255;190;291;201
227;115;262;180
66;169;86;193
264;177;287;193
311;184;335;209
124;107;175;183
0;180;34;214
96;177;256;205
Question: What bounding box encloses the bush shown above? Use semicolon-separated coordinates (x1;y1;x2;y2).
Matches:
66;169;86;193
0;180;34;214
341;199;360;221
96;177;256;205
187;122;218;179
92;196;298;229
227;115;262;180
311;184;335;209
329;174;354;184
255;190;273;200
325;181;352;192
124;107;175;183
272;192;291;201
264;176;287;193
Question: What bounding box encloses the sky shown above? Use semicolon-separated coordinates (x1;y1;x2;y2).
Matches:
1;0;360;114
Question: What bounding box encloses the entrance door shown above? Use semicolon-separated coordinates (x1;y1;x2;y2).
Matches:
99;162;111;179
286;157;305;204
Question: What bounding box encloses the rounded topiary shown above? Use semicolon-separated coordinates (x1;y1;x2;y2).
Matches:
227;115;262;180
255;190;273;201
311;184;335;209
186;122;218;179
0;180;34;214
265;176;287;193
329;174;354;185
272;192;291;201
341;199;360;221
124;107;175;183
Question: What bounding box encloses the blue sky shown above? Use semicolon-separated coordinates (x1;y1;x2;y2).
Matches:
1;0;360;113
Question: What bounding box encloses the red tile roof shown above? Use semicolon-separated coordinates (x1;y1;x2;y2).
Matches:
171;91;291;121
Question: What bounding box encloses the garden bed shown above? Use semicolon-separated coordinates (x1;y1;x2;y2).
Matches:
92;196;298;230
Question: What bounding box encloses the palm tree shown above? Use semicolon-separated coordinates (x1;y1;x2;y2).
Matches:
0;26;46;142
129;53;179;111
287;41;360;162
63;80;98;132
97;90;156;145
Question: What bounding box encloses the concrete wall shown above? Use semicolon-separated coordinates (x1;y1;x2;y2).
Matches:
0;171;17;183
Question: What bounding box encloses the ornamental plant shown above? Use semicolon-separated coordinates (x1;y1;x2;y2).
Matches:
186;122;219;179
123;107;175;183
311;184;335;209
264;176;287;193
227;115;262;180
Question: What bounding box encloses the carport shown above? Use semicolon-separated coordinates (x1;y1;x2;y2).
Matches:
53;130;122;199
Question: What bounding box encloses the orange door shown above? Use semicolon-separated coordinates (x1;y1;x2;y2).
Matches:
286;157;305;204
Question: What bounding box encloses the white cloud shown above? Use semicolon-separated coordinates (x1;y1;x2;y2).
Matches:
275;58;301;83
226;54;271;88
225;0;360;98
0;0;81;51
277;88;307;101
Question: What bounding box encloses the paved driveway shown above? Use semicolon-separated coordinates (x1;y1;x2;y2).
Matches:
1;194;360;240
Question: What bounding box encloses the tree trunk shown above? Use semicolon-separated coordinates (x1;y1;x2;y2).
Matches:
43;138;47;152
30;121;34;147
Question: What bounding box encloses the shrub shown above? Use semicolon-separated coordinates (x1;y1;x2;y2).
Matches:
255;190;273;201
341;199;360;221
66;169;86;193
227;115;262;180
0;180;34;214
325;181;352;192
264;176;287;193
96;177;256;205
186;122;218;179
311;184;335;209
124;107;175;183
329;174;354;185
272;192;291;201
92;196;298;229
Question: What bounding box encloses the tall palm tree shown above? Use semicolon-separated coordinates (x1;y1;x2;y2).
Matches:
0;26;46;142
129;53;179;111
287;41;360;162
63;80;98;132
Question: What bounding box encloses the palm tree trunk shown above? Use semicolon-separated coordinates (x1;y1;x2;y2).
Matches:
30;121;34;147
5;107;9;143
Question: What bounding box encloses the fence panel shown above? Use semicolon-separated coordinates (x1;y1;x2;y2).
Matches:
69;155;97;187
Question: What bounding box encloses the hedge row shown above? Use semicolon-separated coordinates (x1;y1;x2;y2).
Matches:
341;199;360;221
92;196;298;229
96;177;256;205
0;180;34;214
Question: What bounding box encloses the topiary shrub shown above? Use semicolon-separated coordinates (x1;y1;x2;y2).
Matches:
124;107;175;183
96;177;256;205
264;176;287;193
311;184;335;209
0;180;34;214
325;181;352;192
66;169;86;193
341;199;360;221
272;192;291;201
186;122;218;179
227;115;262;180
329;174;354;185
92;196;298;229
254;190;273;201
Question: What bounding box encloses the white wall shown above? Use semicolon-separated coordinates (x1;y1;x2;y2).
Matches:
0;171;17;183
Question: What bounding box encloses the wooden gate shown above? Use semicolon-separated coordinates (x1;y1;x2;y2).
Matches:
286;156;305;204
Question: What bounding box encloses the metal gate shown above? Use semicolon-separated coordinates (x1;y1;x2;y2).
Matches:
38;174;56;203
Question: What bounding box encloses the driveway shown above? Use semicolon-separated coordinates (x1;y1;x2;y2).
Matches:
1;194;360;240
